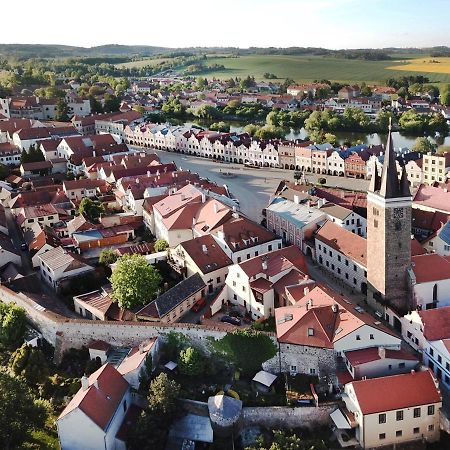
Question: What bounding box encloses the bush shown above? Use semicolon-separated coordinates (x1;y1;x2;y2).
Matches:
154;239;169;252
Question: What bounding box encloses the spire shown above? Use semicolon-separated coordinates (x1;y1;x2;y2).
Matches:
377;118;409;198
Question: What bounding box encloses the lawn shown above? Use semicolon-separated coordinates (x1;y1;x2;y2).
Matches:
193;54;450;84
387;57;450;75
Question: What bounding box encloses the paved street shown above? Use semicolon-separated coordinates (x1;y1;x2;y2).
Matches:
136;147;369;223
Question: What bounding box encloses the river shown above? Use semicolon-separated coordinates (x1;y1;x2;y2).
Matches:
184;120;450;148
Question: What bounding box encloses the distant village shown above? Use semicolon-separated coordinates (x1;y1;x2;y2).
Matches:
0;72;449;450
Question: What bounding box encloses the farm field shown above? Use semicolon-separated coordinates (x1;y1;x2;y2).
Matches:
193;54;450;83
387;57;450;75
115;57;172;69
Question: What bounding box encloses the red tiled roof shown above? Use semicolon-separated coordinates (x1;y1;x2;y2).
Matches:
345;347;417;366
350;370;441;415
411;254;450;283
250;277;273;294
117;339;156;375
58;364;129;429
179;234;232;274
315;220;367;267
418;307;450;341
413;185;450;213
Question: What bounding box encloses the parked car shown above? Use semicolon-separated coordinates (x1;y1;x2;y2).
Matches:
221;315;241;326
191;297;206;313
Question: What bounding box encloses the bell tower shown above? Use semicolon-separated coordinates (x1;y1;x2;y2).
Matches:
366;121;412;314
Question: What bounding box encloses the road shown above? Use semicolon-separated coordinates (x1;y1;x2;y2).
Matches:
134;147;370;223
4;206;33;274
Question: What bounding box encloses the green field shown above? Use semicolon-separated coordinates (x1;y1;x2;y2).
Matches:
193;55;450;83
115;57;172;69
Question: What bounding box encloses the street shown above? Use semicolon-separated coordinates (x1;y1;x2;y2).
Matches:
137;147;370;223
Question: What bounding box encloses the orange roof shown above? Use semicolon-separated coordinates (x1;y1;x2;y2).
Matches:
315;220;367;267
276;285;398;348
350;370;441;415
418;307;450;341
412;254;450;283
117;339;156;375
58;364;129;429
239;245;308;279
345;347;417;366
193;199;232;235
153;184;202;218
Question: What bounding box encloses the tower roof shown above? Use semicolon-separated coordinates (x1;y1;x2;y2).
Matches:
373;121;410;198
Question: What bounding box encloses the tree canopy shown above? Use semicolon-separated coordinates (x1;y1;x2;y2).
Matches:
9;344;49;385
154;239;169;252
110;254;162;309
0;371;47;450
99;248;119;266
78;198;104;222
0;302;27;348
148;372;180;416
178;346;204;376
412;137;437;154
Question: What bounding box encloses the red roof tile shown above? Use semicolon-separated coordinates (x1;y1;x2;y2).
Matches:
350;370;441;414
411;254;450;283
418;307;450;341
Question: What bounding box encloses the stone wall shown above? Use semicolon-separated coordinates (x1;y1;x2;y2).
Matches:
262;342;336;383
243;405;335;430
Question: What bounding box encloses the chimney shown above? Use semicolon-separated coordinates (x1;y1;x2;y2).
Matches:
213;202;219;213
293;195;300;204
201;193;206;203
139;342;145;354
303;286;310;296
332;303;338;313
262;260;268;270
81;375;89;391
378;347;386;359
308;298;313;309
147;170;150;177
202;244;208;254
135;178;139;184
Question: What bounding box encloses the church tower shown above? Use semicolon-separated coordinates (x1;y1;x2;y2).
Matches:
366;121;412;314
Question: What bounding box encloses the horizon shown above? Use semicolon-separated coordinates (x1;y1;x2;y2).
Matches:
2;0;450;49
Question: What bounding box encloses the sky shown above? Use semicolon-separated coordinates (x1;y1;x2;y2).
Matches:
1;0;450;49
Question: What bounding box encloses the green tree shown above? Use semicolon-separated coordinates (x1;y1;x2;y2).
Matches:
9;344;49;385
0;371;47;450
210;329;277;376
55;98;70;121
161;96;186;118
0;302;27;348
89;95;103;113
148;372;180;416
376;110;394;130
437;145;450;154
103;93;121;112
110;254;162;309
178;346;204;376
99;248;119;265
0;163;9;179
440;84;450;106
20;144;45;164
154;239;169;252
78;198;104;222
412;137;437;154
210;121;230;132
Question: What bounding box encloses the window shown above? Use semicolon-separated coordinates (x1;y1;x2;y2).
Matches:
233;281;236;287
338;255;341;262
308;328;314;336
242;286;246;292
413;408;421;418
353;264;357;271
379;413;386;424
396;410;403;421
428;424;434;431
438;355;442;363
430;348;434;357
428;405;435;415
217;277;221;283
379;433;386;440
356;335;361;340
369;334;374;339
309;368;316;375
396;430;402;437
399;362;405;368
268;245;272;251
413;427;420;434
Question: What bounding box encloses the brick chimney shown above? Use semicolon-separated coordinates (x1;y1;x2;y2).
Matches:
378;347;386;359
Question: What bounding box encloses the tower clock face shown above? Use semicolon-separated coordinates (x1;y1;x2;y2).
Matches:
393;207;404;219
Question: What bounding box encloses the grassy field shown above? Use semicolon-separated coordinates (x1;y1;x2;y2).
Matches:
192;55;450;83
115;57;172;69
387;57;450;75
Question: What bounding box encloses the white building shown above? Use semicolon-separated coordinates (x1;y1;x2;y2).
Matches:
57;364;134;450
334;370;442;448
38;246;94;290
423;220;450;256
314;220;368;293
319;202;367;237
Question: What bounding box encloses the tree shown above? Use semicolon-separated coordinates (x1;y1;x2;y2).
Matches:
89;95;103;113
9;344;49;385
412;137;437;154
103;93;121;112
154;239;169;252
148;373;180;416
78;198;104;222
20;144;45;164
0;164;9;180
0;371;47;449
161;96;186;117
440;84;450;106
178;346;204;376
0;302;27;348
56;98;70;121
99;248;119;265
110;254;162;309
376;110;394;131
437;145;450;154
